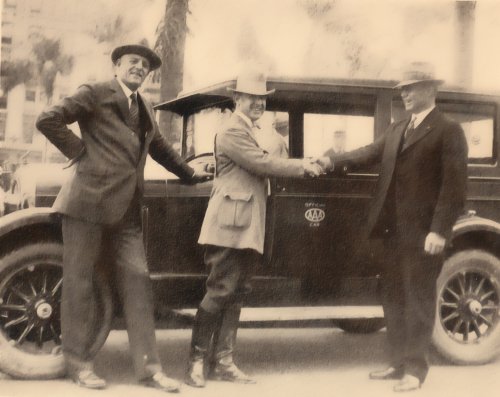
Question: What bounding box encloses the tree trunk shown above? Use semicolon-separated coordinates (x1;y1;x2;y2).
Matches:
455;1;476;88
157;0;189;148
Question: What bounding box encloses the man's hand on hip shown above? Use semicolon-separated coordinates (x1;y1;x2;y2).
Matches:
424;232;446;255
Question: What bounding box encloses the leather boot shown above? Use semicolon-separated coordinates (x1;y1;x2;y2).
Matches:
185;308;219;388
209;306;255;384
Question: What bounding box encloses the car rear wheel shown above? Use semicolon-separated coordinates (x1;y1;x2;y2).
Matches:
0;242;113;379
336;318;385;334
433;249;500;364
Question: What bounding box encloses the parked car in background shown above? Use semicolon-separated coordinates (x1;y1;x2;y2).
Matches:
2;163;70;214
0;77;499;379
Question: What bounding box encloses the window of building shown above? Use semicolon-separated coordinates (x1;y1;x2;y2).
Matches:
1;45;12;59
0;112;7;141
3;0;17;9
22;114;36;144
0;95;7;109
25;90;36;102
1;37;12;45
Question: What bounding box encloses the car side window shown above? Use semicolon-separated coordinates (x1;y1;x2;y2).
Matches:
392;99;496;165
185;108;289;158
303;113;375;158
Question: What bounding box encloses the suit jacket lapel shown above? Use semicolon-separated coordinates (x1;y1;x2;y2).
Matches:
388;120;407;158
401;108;438;152
137;93;154;141
110;79;133;127
233;113;260;147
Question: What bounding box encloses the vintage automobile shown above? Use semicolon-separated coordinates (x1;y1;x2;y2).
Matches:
0;77;499;379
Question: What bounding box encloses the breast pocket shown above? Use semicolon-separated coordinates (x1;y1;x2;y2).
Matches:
217;192;253;229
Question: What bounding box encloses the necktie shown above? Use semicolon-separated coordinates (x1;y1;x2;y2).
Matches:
404;117;415;141
129;93;140;133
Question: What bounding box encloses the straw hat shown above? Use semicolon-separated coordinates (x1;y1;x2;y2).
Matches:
394;62;444;88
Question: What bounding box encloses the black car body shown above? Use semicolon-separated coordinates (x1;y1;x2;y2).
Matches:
0;77;499;378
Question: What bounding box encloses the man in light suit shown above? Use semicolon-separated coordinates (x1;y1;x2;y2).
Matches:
319;62;468;392
185;71;323;388
36;43;210;392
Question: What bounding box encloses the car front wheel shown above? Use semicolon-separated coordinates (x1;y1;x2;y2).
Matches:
433;249;500;364
0;242;113;379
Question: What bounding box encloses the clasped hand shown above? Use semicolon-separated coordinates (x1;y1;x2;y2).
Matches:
303;157;334;177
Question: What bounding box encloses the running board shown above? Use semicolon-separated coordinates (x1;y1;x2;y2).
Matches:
172;306;384;322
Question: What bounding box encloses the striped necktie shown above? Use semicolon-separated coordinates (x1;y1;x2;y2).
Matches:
129;93;140;133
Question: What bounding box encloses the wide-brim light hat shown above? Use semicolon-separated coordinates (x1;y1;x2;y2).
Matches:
111;44;162;71
227;70;275;96
394;62;444;88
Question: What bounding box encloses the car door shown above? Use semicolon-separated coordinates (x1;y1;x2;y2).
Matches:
267;89;390;305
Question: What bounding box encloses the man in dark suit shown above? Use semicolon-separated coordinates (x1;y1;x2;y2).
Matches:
36;43;210;392
318;62;468;392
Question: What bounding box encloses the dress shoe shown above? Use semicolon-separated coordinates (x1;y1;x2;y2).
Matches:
141;372;181;393
369;366;404;380
393;374;421;392
71;369;107;389
210;362;256;384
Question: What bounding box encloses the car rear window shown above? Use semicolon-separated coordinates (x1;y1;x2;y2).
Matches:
392;99;496;165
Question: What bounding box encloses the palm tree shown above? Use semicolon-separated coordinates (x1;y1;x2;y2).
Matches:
0;60;33;94
32;37;73;106
153;0;190;147
31;37;73;161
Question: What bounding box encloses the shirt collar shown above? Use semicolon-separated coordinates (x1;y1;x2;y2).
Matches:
234;110;254;129
412;105;435;128
116;78;136;100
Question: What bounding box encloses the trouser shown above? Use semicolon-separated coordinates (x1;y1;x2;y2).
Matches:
379;237;443;383
61;203;162;380
200;246;259;314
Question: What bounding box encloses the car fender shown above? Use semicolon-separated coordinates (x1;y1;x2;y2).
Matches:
452;213;500;239
0;207;60;239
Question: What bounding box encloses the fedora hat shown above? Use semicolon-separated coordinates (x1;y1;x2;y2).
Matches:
394;62;444;88
228;70;275;96
111;44;162;71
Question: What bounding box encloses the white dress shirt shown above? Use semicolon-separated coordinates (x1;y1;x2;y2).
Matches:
116;78;137;108
412;105;435;128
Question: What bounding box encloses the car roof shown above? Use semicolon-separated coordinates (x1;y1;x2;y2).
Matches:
154;76;497;115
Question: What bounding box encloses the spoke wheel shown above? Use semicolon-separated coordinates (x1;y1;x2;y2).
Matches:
433;249;500;364
0;263;62;354
0;242;112;379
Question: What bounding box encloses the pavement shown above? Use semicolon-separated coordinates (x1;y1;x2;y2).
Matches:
1;328;499;397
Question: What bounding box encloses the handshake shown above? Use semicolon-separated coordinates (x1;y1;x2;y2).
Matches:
302;156;333;177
